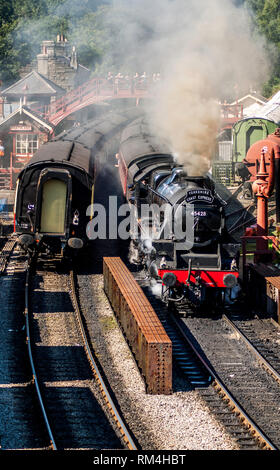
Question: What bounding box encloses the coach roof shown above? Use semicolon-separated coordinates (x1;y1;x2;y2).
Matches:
18;139;93;179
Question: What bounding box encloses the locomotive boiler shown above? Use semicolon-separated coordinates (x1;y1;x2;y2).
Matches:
116;118;240;308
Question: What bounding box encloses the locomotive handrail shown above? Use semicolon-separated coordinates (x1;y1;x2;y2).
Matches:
146;184;175;240
146;184;172;205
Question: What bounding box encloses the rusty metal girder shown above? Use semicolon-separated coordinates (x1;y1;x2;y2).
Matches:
103;257;172;394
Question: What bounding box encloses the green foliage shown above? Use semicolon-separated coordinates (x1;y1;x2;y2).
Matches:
13;0;48;18
0;0;111;87
245;0;280;97
2;0;280;98
0;1;15;26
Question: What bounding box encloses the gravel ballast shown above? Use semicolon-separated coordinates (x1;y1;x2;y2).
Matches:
78;272;239;450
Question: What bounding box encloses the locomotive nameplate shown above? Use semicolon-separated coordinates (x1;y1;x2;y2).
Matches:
185;189;214;204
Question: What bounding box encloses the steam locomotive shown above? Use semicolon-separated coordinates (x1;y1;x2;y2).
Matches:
116;118;240;308
14;108;142;257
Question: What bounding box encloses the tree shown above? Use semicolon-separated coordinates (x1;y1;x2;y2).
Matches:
245;0;280;96
0;0;111;87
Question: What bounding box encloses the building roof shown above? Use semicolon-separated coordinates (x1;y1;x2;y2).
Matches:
1;71;66;98
229;92;267;107
0;105;53;132
251;89;280;123
243;102;265;118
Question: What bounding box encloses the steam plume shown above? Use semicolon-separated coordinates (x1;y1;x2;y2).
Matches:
14;0;270;175
105;0;269;175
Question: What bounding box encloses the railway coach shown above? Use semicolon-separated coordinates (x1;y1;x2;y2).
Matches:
14;108;142;257
14;136;94;257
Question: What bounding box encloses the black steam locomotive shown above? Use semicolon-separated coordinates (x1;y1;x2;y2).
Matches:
14;109;142;257
116;118;240;308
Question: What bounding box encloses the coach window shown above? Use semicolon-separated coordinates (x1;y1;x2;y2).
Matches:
16;134;39;155
40;179;67;233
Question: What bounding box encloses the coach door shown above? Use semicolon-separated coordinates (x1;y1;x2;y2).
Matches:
40;179;67;233
36;168;72;234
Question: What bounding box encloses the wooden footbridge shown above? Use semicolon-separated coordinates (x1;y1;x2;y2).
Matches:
32;77;151;128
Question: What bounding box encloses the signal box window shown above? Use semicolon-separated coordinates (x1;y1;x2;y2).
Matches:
16;134;38;155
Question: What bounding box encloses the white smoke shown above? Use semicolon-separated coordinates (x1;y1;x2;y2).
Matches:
104;0;270;175
14;0;270;176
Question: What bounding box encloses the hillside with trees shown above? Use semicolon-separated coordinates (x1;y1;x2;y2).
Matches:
0;0;110;86
245;0;280;96
1;0;280;97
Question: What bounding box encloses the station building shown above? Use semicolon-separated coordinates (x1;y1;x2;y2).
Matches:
0;105;53;188
0;35;90;189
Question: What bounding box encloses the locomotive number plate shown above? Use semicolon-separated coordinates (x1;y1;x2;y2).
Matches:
191;211;207;217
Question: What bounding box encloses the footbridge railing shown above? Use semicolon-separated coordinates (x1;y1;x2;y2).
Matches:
31;77;151;127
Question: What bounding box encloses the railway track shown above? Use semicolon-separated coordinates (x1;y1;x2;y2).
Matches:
224;313;280;383
24;259;57;449
2;244;279;450
69;268;138;450
181;312;280;450
0;235;18;273
135;274;278;450
0;241;47;449
23;257;137;450
0;241;137;450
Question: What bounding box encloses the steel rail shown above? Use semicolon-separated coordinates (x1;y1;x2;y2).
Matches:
0;237;17;274
223;314;280;385
170;311;277;450
24;260;57;450
69;270;138;451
